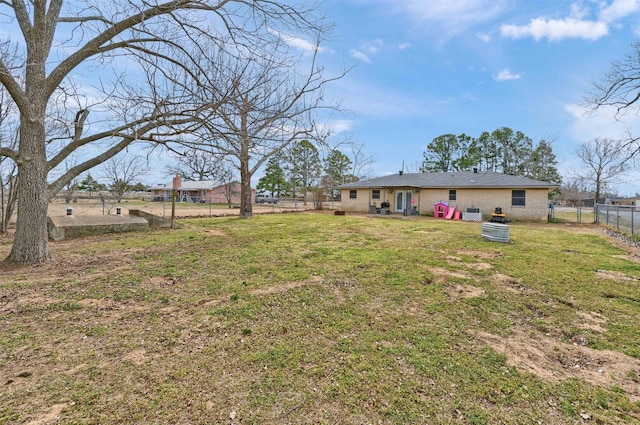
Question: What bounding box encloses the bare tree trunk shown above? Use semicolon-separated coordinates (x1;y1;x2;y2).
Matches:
239;145;253;218
7;113;51;263
0;176;5;233
7;21;52;262
1;173;18;233
1;0;338;263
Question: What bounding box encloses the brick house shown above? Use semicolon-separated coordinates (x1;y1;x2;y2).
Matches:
149;175;249;205
339;171;559;222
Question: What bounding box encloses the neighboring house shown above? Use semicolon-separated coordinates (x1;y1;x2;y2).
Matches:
149;175;248;204
607;196;639;206
339;170;559;222
578;197;596;208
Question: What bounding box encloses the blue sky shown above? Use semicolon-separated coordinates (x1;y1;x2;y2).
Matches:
315;0;640;196
3;1;638;195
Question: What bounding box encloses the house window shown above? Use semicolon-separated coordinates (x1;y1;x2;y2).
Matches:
349;190;357;199
372;189;380;199
512;190;526;206
449;190;456;201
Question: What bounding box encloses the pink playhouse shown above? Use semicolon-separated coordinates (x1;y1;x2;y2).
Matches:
434;201;460;220
434;202;448;218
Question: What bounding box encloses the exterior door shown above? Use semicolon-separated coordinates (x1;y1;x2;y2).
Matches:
395;191;412;212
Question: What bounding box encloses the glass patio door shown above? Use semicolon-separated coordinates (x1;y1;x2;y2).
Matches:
395;191;412;213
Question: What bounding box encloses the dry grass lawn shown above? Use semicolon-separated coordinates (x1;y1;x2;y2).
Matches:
1;212;639;424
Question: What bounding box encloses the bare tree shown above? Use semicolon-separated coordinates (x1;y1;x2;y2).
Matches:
585;40;640;161
101;155;149;204
62;177;78;204
0;43;19;234
188;34;345;218
349;142;376;180
59;158;81;203
0;155;18;234
572;138;634;204
0;0;332;264
558;177;589;207
196;42;344;218
0;144;18;236
166;148;228;182
217;164;238;208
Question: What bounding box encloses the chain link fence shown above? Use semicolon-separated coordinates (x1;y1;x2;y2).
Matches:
548;206;595;224
595;204;640;237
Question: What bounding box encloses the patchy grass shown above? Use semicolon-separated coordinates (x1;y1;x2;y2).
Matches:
550;208;595;224
1;213;640;424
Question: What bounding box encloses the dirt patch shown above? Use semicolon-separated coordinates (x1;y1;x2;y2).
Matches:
26;403;73;425
457;249;505;261
250;275;324;296
576;311;608;333
448;284;486;299
148;275;182;287
445;256;492;271
123;349;148;366
492;273;529;292
1;293;52;313
202;229;227;237
474;327;640;402
596;269;640;282
426;266;473;283
445;255;462;262
197;275;341;308
464;262;493;271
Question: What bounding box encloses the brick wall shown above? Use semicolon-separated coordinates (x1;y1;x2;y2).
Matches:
342;187;550;221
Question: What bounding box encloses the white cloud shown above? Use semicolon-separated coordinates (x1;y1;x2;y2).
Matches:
388;0;511;42
494;68;521;81
350;39;410;63
568;2;590;20
501;17;609;41
350;49;371;63
564;103;640;141
363;39;383;54
499;0;640;42
349;40;384;63
477;32;492;43
316;119;353;137
349;38;396;63
599;0;640;23
267;28;324;53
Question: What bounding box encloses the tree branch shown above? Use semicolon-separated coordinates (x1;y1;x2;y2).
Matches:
0;147;18;161
10;0;34;41
46;0;225;98
0;59;28;114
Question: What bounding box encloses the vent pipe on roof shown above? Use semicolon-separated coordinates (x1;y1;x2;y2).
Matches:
473;167;478;173
399;170;403;175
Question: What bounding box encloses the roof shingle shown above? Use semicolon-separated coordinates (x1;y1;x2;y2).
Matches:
339;171;558;189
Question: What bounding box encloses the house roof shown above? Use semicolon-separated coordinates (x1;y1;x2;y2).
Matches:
149;181;240;191
339;171;559;190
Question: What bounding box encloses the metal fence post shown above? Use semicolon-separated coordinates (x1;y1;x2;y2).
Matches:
576;207;581;223
596;203;638;235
